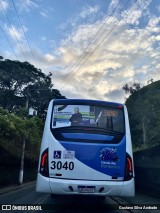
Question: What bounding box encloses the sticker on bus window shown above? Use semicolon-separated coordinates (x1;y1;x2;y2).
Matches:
63;150;75;159
53;105;91;128
103;110;118;117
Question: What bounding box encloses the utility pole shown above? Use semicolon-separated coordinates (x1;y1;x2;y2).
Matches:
19;138;26;184
18;87;29;185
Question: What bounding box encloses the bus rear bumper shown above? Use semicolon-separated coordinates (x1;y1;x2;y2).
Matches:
36;174;135;197
49;177;135;197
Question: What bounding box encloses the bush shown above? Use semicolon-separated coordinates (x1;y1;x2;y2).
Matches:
0;107;44;187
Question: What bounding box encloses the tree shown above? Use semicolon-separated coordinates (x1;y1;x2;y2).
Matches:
147;79;154;84
25;82;65;117
124;80;160;148
0;107;43;159
0;58;65;116
122;82;141;95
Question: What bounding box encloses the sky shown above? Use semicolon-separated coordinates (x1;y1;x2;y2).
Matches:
0;0;160;103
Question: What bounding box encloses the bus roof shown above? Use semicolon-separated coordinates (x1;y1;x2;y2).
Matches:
52;99;124;108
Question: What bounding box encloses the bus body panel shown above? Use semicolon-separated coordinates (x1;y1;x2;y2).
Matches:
49;137;114;181
36;101;53;192
36;101;53;173
36;99;135;197
36;175;51;193
120;178;135;197
49;138;126;180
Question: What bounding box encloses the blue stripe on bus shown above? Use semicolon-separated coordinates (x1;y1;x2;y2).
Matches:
61;133;114;141
60;136;126;177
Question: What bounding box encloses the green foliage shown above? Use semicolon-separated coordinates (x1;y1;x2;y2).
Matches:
0;57;65;186
0;107;44;161
0;58;65;116
125;80;160;149
122;82;141;95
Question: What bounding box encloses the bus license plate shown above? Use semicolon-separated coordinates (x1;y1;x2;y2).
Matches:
78;186;95;193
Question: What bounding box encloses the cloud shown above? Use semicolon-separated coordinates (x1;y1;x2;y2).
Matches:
120;0;152;26
104;89;125;103
0;0;9;11
49;1;159;102
44;53;55;62
108;0;120;15
28;49;64;69
40;36;46;41
58;4;100;32
1;0;159;103
5;24;25;41
122;9;142;25
157;4;160;12
80;5;99;19
147;16;160;33
17;0;38;13
40;11;48;18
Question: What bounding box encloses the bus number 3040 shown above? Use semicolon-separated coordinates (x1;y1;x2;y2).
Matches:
50;161;74;170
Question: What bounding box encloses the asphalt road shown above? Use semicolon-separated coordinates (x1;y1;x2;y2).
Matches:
0;182;160;213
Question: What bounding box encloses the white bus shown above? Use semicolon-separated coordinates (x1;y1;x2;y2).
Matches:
36;99;135;196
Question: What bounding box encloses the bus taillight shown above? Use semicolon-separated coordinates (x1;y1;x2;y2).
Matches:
124;153;133;181
117;105;123;109
40;148;49;177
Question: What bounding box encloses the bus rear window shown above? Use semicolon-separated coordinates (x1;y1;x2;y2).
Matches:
52;104;125;133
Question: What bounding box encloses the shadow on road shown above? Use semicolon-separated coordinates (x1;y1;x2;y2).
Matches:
45;195;116;213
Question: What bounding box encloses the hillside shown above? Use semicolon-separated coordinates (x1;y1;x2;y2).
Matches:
125;80;160;150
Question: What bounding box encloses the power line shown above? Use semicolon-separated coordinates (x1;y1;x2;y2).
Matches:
58;0;130;90
11;0;38;67
59;0;138;91
58;0;131;90
0;0;27;61
0;25;19;60
56;0;123;89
